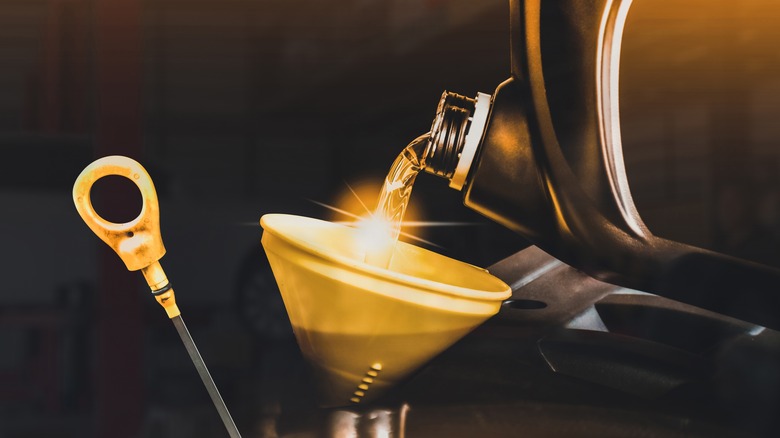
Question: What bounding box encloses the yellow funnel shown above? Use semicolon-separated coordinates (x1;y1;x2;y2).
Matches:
260;214;511;406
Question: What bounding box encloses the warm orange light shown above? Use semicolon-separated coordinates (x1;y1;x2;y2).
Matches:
354;214;395;266
324;180;425;241
259;214;510;406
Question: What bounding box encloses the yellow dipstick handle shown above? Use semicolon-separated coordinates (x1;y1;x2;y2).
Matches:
73;155;180;318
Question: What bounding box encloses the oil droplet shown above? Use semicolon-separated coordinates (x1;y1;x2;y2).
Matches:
358;384;369;391
133;173;140;180
371;363;383;371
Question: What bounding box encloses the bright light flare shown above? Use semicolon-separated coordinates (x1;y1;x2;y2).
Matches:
354;214;396;266
309;181;481;250
313;200;445;248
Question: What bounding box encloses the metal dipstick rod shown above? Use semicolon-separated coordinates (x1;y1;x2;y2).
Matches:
73;155;241;438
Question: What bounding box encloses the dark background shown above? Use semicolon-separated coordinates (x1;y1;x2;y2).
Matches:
0;0;778;436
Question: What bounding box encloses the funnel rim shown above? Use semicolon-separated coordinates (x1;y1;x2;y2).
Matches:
260;214;510;302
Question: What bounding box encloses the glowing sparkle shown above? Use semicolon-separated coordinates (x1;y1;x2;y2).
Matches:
355;215;395;265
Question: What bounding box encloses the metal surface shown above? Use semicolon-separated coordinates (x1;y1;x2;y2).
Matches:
393;248;779;436
325;405;408;438
264;247;778;436
489;246;618;330
171;316;241;438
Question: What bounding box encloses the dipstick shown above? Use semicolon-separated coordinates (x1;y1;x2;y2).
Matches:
73;155;242;438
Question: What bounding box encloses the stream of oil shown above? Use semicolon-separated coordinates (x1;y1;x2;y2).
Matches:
364;133;430;267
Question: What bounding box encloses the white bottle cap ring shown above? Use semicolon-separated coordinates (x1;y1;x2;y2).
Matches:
449;92;492;190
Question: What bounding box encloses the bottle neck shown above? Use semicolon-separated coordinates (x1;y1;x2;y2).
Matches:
423;91;492;190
